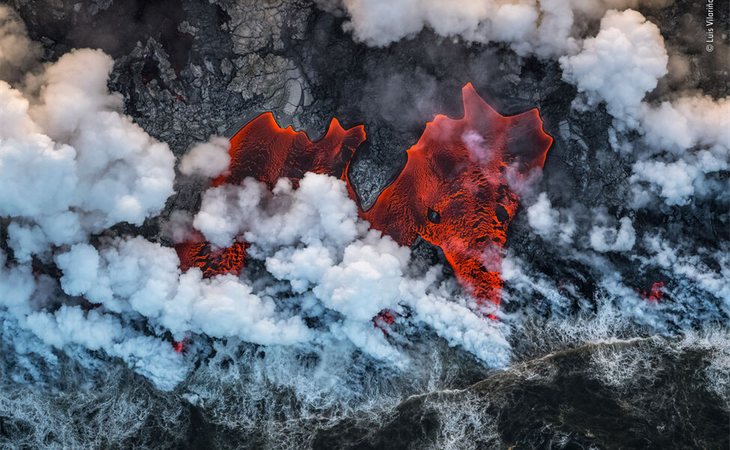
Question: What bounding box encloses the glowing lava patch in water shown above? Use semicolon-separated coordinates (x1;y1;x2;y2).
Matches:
171;337;189;353
354;84;552;305
643;281;665;303
178;84;552;307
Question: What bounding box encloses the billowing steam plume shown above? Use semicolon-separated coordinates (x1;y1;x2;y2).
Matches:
0;5;510;390
0;3;727;444
323;0;728;208
321;0;729;355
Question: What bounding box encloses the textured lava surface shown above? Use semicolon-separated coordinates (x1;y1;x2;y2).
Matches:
176;238;248;277
214;112;366;188
354;84;552;304
177;113;365;277
179;85;552;304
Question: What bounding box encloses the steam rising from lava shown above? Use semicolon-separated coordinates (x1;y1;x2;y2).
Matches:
179;84;551;308
323;2;728;208
177;93;531;363
0;3;728;441
0;6;515;388
358;83;552;304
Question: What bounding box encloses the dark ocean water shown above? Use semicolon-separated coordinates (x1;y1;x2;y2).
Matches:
3;333;726;449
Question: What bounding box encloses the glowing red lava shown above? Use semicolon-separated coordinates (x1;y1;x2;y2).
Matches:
175;237;247;278
172;337;189;353
177;113;365;278
373;309;398;334
354;84;552;305
213;112;366;188
179;84;552;307
643;281;665;302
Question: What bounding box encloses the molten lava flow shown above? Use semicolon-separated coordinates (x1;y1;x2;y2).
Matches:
643;281;665;302
213;112;366;188
176;238;247;277
373;309;397;334
178;114;366;278
179;85;552;306
172;337;188;353
353;84;553;305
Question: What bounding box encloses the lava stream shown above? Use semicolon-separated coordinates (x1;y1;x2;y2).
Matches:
176;113;365;277
178;84;552;308
352;84;552;304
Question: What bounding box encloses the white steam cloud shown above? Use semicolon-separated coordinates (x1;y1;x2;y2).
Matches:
559;9;668;124
0;48;175;253
561;9;728;207
1;0;728;401
179;135;231;178
526;192;575;244
0;6;41;81
324;1;728;208
632;97;729;205
0;5;182;388
0;4;510;388
193;173;510;365
320;0;672;57
589;217;636;253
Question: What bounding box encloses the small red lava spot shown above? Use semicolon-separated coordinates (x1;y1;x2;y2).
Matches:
175;94;186;103
172;337;189;353
176;238;248;278
643;281;665;303
373;310;398;334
